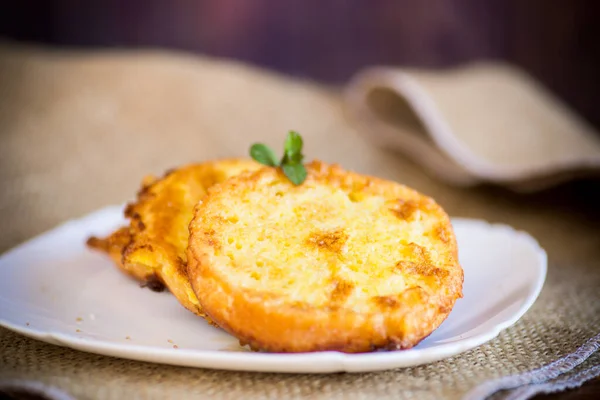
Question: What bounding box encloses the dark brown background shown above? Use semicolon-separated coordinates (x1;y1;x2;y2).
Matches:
1;0;599;129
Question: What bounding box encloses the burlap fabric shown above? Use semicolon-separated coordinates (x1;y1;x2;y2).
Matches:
0;42;599;400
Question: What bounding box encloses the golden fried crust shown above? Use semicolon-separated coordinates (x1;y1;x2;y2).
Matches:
86;227;139;276
87;227;167;292
87;159;263;318
188;161;463;353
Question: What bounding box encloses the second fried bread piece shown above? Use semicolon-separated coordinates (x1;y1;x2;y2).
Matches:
188;161;463;352
87;227;132;278
88;159;262;318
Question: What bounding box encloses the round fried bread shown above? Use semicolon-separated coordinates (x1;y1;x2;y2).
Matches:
87;159;262;318
188;161;463;353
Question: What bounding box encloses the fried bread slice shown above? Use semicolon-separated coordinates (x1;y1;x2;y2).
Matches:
187;161;463;352
87;227;134;276
87;159;262;317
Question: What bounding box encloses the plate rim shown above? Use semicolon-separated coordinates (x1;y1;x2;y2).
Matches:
0;206;547;373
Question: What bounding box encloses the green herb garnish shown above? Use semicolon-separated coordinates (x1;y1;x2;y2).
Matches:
250;131;307;185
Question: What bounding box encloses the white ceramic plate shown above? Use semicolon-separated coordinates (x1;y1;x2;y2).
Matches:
0;206;546;373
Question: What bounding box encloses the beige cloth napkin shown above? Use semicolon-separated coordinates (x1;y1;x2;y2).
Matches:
345;63;600;191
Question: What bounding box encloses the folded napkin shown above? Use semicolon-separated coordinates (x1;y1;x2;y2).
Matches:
0;379;74;400
345;63;600;192
465;333;600;399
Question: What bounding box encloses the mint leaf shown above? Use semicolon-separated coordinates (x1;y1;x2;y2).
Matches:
249;131;308;185
250;143;279;167
283;131;304;164
282;163;307;185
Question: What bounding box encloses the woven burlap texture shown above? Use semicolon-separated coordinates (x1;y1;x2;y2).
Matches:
1;43;599;400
